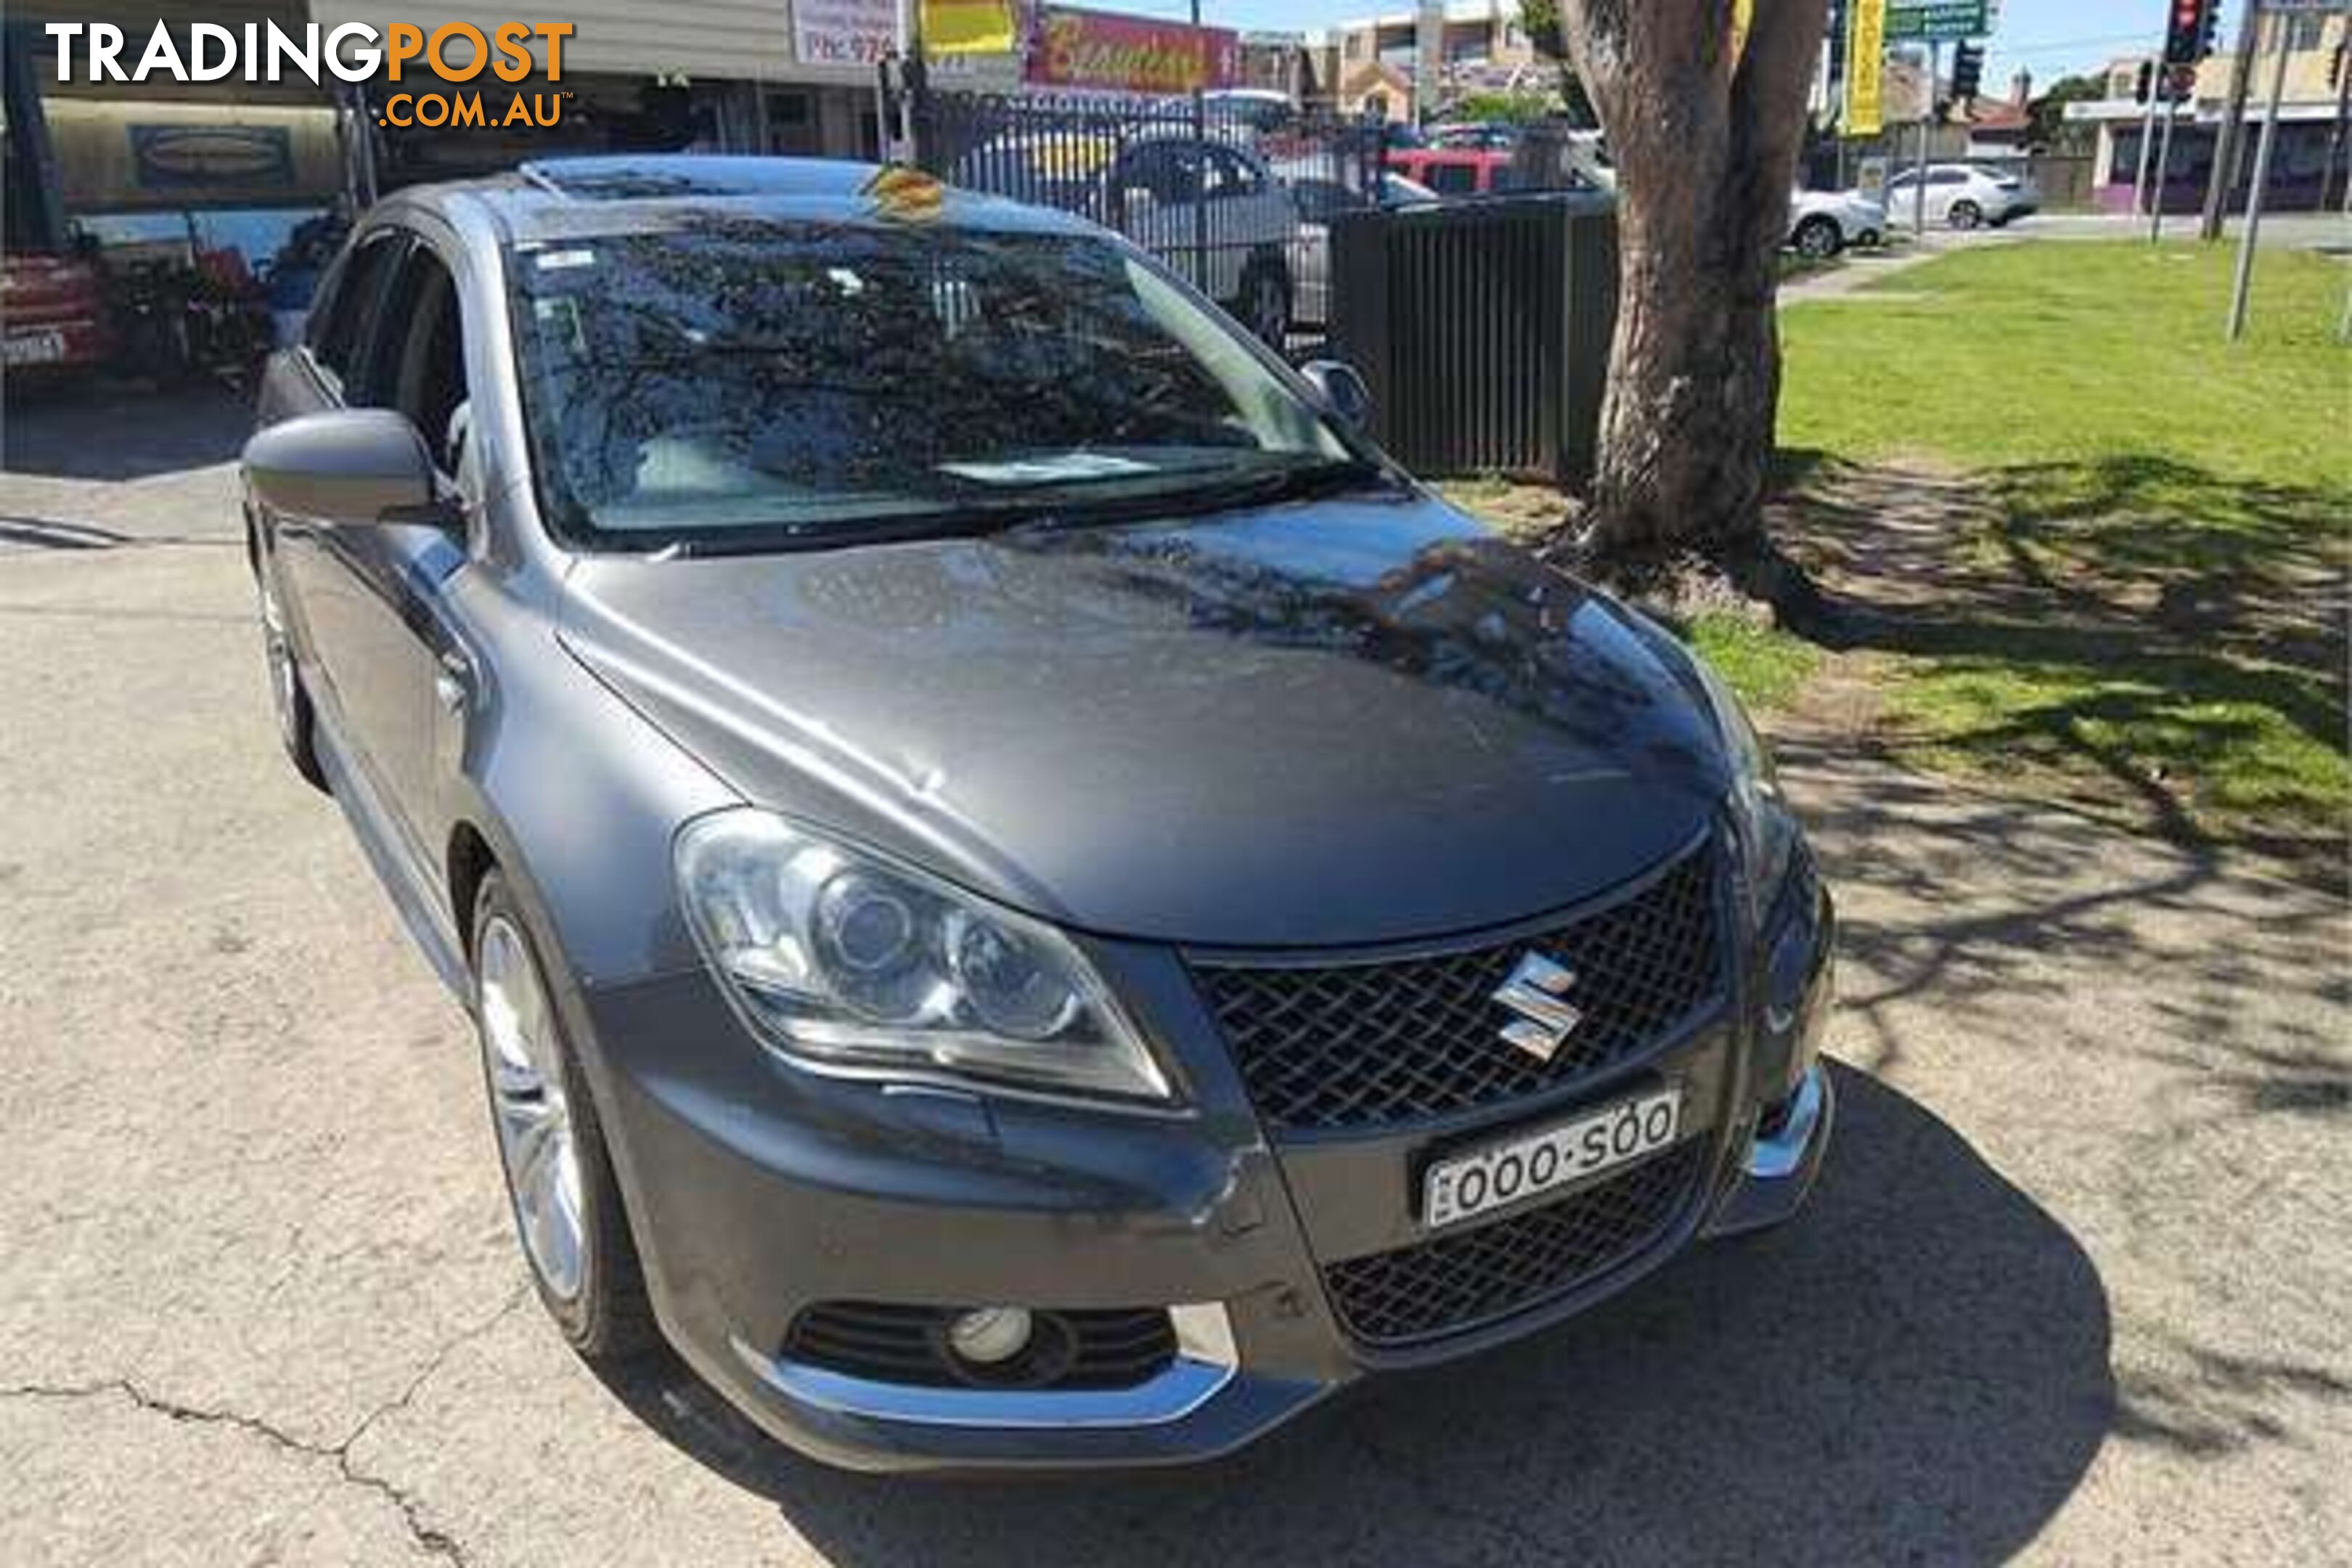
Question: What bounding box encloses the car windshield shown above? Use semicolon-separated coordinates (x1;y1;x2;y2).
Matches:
509;219;1355;549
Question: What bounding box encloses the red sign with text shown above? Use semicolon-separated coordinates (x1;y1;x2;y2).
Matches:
1026;6;1238;95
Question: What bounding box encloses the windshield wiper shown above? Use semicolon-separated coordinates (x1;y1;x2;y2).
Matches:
1001;458;1395;534
629;460;1394;558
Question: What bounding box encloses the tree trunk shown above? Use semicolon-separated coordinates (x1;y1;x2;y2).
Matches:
1561;0;1828;558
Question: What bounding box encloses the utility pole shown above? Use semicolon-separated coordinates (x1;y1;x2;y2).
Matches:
2226;6;2294;340
2201;2;2264;239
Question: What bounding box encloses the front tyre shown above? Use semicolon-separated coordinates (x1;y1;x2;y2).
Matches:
1948;200;1983;231
1792;216;1844;260
472;873;658;1363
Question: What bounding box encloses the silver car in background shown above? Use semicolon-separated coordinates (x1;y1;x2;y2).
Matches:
1788;188;1887;258
1882;163;2041;230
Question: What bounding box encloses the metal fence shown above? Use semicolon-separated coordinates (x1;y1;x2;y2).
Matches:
1327;192;1619;487
906;86;1382;352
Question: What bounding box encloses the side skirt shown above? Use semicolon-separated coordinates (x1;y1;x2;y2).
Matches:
312;709;472;1002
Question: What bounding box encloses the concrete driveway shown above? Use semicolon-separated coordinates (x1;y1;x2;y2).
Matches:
3;386;2345;1567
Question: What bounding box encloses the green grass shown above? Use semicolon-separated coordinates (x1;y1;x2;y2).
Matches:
1781;242;2352;488
1777;242;2351;845
1687;612;1821;712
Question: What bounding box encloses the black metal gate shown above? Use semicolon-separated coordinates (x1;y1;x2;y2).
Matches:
903;83;1381;354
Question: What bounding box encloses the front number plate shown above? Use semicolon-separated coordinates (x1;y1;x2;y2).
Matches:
1423;1086;1683;1232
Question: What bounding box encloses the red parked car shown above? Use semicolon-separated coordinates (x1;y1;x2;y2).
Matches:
1;250;111;375
1385;147;1516;199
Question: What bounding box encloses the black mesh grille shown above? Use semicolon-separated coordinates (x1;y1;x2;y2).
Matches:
1193;840;1724;1132
1323;1141;1707;1346
784;1304;1177;1390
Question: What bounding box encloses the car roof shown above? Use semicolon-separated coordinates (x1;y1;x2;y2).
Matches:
393;155;1104;245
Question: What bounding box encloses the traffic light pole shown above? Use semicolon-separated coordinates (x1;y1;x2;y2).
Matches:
2131;55;2163;218
2322;30;2352;213
2227;7;2294;341
2200;1;2264;240
2149;82;2181;242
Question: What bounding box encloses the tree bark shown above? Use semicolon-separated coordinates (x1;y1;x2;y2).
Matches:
1560;0;1828;558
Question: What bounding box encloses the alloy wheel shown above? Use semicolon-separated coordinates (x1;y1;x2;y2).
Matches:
478;915;587;1302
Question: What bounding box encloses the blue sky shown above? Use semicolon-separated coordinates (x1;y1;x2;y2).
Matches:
1101;0;2197;91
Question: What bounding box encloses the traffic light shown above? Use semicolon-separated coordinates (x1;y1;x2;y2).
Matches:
2134;59;2154;102
2163;0;2216;66
1951;41;1984;102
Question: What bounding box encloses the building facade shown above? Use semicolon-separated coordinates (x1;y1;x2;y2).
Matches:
2073;12;2351;214
1312;1;1541;122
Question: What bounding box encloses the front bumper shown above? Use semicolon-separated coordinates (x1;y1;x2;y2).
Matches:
573;877;1837;1473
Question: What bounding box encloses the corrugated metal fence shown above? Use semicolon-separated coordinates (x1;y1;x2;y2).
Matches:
1328;193;1619;487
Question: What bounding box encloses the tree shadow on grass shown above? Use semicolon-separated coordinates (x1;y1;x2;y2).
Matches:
592;1069;2118;1567
1762;449;2350;869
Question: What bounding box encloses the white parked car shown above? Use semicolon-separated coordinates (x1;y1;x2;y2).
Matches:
1787;188;1887;258
950;131;1301;342
1882;163;2041;230
1278;167;1440;329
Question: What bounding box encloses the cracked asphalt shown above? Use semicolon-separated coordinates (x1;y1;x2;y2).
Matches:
4;385;2347;1567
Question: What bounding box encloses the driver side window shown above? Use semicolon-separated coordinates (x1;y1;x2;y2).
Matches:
359;243;473;483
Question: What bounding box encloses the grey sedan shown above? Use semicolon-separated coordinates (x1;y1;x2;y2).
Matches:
240;155;1834;1473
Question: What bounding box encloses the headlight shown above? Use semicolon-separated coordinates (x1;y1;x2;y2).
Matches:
1686;655;1800;923
674;809;1172;1103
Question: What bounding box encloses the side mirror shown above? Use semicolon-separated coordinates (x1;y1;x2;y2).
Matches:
1301;359;1373;430
242;409;436;525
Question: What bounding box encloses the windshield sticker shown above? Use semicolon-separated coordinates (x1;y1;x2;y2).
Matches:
940;454;1157;484
534;248;597;271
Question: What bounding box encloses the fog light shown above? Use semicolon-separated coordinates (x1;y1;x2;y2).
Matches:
946;1306;1034;1365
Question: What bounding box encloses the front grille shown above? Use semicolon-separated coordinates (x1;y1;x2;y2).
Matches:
1193;838;1724;1132
1322;1141;1707;1346
783;1303;1177;1390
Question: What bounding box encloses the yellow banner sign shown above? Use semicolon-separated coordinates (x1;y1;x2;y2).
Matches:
1845;0;1886;139
923;0;1018;55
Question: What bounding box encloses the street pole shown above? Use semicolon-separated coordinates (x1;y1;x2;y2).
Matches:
2226;9;2293;341
2322;33;2352;211
2131;54;2163;217
2149;78;2180;242
2201;1;2265;240
1914;41;1937;237
1190;0;1208;294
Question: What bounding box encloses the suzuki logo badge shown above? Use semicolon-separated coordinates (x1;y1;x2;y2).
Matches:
1493;952;1583;1062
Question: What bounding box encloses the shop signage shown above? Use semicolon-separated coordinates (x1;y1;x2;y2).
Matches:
794;0;897;67
1027;7;1238;95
